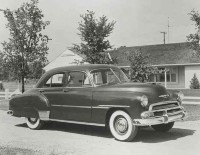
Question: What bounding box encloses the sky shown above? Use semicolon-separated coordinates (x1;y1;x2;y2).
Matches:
0;0;200;61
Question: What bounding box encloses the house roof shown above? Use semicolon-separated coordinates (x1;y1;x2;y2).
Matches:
109;42;200;67
43;49;85;71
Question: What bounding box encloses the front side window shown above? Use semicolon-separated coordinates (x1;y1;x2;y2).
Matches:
44;73;64;88
66;71;91;87
90;68;129;85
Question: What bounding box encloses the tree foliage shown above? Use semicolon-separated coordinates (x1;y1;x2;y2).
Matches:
187;10;200;56
0;53;9;80
0;0;50;92
128;50;157;82
74;10;116;64
190;73;200;89
28;60;45;79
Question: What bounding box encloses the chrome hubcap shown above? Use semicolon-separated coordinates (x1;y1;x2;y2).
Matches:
114;117;128;134
28;118;37;124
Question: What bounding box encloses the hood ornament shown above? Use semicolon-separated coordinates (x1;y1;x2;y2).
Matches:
159;94;170;98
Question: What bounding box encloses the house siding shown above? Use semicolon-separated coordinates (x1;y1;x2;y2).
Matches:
109;43;200;89
185;65;200;88
165;66;185;88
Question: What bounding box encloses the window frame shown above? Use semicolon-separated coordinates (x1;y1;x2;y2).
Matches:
152;67;178;84
65;70;93;88
89;67;129;86
42;72;66;88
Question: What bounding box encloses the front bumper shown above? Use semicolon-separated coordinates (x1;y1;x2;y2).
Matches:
133;105;188;126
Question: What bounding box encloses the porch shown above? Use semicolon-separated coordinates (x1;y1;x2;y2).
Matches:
120;65;185;89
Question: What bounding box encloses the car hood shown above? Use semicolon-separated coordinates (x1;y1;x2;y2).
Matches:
96;82;172;103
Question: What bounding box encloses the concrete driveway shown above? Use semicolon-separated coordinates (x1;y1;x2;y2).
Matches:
0;108;200;155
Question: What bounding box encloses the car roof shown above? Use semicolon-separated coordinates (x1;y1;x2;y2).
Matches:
36;64;120;88
45;64;119;74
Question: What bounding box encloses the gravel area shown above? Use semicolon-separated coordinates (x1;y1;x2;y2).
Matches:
0;110;200;155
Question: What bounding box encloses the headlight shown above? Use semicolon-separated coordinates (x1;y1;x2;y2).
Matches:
140;95;148;107
177;91;184;102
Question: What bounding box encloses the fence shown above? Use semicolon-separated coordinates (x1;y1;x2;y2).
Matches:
0;89;22;100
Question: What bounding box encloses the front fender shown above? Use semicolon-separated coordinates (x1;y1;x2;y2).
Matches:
92;90;145;124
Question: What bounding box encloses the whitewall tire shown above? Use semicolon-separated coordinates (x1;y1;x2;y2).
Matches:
109;110;139;142
25;117;44;130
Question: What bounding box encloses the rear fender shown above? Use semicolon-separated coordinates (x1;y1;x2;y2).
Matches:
9;93;50;120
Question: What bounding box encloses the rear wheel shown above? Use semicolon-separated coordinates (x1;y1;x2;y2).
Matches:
25;117;44;130
151;122;174;132
109;110;139;142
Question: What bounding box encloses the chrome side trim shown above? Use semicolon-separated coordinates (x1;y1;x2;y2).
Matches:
49;119;105;127
51;105;91;109
98;105;130;108
92;106;109;109
51;105;130;109
38;111;50;121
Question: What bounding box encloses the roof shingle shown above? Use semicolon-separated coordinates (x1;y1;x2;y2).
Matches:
109;42;200;66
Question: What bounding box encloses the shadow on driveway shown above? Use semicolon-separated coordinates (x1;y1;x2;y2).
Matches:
136;127;195;143
15;121;195;143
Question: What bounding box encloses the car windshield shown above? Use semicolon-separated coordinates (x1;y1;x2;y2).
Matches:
90;68;129;85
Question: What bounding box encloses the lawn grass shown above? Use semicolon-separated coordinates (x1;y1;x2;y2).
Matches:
168;89;200;97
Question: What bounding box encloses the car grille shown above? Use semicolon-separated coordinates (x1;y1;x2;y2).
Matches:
149;101;182;117
152;102;179;110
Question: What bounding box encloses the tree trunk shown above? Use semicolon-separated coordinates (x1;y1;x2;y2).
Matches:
21;75;25;93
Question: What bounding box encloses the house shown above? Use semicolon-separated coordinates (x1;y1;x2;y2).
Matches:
45;43;200;89
43;48;85;71
109;42;200;89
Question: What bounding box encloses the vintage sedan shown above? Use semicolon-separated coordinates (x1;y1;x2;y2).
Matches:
8;64;187;141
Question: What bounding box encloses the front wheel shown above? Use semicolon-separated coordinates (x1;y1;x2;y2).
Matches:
25;117;44;130
151;122;174;132
109;110;139;142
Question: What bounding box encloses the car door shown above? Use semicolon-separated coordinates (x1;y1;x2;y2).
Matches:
61;71;93;122
38;72;69;120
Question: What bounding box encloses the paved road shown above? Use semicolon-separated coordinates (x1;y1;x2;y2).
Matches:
0;110;200;155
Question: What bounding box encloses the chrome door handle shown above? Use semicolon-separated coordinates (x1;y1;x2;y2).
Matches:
63;89;69;92
39;90;44;93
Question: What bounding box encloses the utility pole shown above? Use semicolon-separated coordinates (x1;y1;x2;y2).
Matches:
168;17;170;43
160;32;167;44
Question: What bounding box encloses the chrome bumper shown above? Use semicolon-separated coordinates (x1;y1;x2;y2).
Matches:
133;106;188;126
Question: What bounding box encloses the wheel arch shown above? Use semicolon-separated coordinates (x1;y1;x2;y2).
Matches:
105;108;131;127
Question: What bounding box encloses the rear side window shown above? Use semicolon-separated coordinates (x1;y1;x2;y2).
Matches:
44;73;64;88
66;71;91;87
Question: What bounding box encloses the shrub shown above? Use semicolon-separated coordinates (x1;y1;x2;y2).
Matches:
190;73;200;89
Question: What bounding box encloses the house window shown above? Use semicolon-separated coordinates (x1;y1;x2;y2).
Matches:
152;67;178;83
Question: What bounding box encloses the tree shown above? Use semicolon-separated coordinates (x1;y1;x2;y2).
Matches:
28;60;45;79
187;10;200;56
128;50;157;82
0;53;9;81
0;0;50;92
190;73;200;89
74;10;116;64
